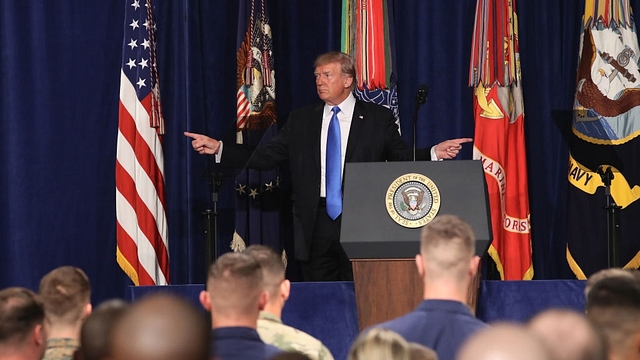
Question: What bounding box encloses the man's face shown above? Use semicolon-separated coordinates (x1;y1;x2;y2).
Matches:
315;62;353;106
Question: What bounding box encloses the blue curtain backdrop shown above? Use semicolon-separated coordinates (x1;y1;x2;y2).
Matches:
0;0;630;303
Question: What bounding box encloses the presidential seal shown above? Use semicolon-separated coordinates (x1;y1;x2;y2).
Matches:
386;173;440;228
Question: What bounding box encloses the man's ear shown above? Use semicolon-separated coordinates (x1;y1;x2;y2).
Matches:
199;290;211;312
33;323;46;345
415;254;425;278
82;303;92;320
281;279;291;302
469;255;480;278
344;75;354;89
258;290;269;311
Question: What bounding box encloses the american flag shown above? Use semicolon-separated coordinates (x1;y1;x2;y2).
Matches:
115;0;169;285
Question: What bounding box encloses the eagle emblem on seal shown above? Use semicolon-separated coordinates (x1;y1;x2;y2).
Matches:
401;187;425;213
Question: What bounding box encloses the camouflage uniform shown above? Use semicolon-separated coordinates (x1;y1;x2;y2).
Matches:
42;338;79;360
257;311;334;360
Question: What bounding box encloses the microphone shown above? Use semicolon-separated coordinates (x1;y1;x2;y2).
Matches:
415;85;428;106
412;85;429;161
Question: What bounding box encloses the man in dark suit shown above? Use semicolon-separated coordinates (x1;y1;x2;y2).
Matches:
185;51;471;281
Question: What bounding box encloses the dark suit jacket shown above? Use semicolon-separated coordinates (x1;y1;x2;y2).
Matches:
221;99;412;261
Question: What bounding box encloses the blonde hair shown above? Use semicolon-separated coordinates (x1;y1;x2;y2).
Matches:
314;51;357;90
348;328;411;360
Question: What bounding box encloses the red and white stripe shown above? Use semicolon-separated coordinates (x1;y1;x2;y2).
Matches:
116;70;169;286
237;88;251;130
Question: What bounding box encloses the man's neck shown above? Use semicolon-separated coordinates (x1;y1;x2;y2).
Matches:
422;281;469;304
46;324;81;340
211;315;258;330
0;347;39;360
262;302;283;319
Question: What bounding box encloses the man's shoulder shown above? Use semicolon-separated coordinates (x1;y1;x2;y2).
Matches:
354;99;393;114
43;338;79;360
291;102;324;116
257;319;333;360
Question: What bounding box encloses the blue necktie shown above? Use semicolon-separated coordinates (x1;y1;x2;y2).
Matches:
326;106;342;220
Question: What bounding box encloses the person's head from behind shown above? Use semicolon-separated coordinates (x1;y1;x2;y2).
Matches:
348;328;411;360
417;215;479;286
38;266;92;333
314;51;356;106
110;293;209;360
0;287;47;359
199;251;267;328
243;245;289;309
408;342;438;360
586;276;640;360
456;323;552;360
528;308;607;360
584;268;636;303
77;299;129;360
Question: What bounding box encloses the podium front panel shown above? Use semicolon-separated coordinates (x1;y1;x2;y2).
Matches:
340;160;492;259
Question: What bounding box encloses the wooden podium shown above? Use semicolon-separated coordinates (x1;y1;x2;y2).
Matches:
352;258;482;329
341;161;491;329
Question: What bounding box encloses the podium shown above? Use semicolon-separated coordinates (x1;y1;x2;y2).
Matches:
340;160;492;329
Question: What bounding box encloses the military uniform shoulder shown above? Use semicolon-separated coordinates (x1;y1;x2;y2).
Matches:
257;320;334;360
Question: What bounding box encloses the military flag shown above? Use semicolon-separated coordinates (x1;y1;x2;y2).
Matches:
231;0;280;254
567;0;640;278
469;0;533;280
341;0;401;129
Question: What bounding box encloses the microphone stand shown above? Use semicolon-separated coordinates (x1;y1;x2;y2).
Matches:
203;172;222;268
412;87;428;161
596;166;621;268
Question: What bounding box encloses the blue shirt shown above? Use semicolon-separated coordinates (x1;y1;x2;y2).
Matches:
373;299;487;360
211;326;282;360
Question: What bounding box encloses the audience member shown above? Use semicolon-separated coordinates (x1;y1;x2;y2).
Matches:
244;245;334;360
584;268;636;301
75;299;129;360
371;214;486;360
199;251;282;360
408;342;438;360
0;287;47;360
348;328;411;360
586;276;640;360
456;323;552;360
110;293;209;360
39;266;92;360
528;308;606;360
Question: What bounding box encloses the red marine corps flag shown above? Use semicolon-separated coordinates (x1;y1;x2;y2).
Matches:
469;0;533;280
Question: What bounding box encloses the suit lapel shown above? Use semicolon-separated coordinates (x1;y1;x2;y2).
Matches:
345;100;365;162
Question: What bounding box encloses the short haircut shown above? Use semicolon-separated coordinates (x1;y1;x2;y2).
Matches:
314;51;357;90
80;299;129;360
110;294;209;360
348;328;410;360
0;287;45;346
408;342;438;360
586;276;640;354
243;245;285;298
528;308;607;360
584;268;635;301
39;266;91;324
419;214;475;277
206;252;263;315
